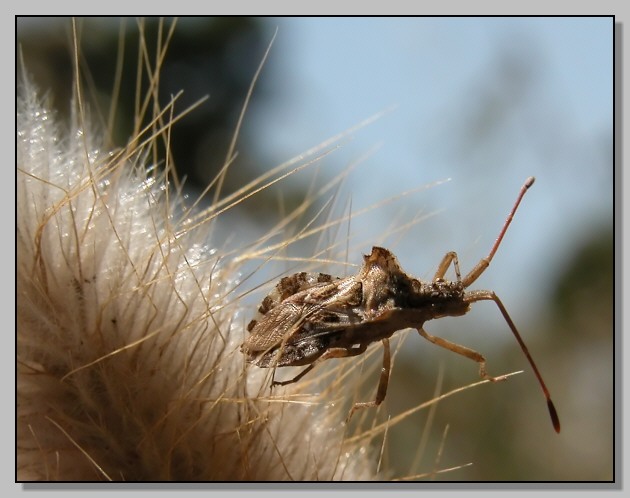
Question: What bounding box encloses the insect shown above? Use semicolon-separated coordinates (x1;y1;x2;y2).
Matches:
241;177;560;433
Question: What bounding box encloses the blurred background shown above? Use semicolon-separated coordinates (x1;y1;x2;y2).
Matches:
17;17;613;481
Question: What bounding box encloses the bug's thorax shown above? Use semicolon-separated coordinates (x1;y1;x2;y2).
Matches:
360;247;471;320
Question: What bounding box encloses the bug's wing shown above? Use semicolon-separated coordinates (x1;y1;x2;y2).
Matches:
250;272;339;321
241;300;310;354
241;278;362;358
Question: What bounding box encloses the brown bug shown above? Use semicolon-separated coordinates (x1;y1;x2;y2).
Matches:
241;177;560;433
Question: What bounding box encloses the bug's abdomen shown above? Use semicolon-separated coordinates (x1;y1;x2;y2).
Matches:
249;336;330;367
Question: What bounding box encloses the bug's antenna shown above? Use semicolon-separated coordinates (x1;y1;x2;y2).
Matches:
462;177;535;287
483;292;561;433
487;176;535;263
464;177;560;432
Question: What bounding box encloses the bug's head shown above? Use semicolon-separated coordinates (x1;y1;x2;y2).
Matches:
423;278;470;318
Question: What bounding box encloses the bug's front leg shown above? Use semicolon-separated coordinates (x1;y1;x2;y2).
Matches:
346;338;391;422
417;328;507;382
433;251;463;283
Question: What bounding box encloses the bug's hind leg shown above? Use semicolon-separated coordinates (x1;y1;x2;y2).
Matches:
272;364;315;387
272;343;369;387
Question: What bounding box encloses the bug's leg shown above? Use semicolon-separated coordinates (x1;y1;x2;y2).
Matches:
433;251;462;283
272;343;369;387
272;364;315;387
346;339;391;422
417;327;505;382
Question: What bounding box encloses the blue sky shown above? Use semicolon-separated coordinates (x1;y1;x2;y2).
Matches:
245;17;612;343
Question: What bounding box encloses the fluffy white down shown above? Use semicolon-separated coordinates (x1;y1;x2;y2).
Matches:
16;76;377;481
